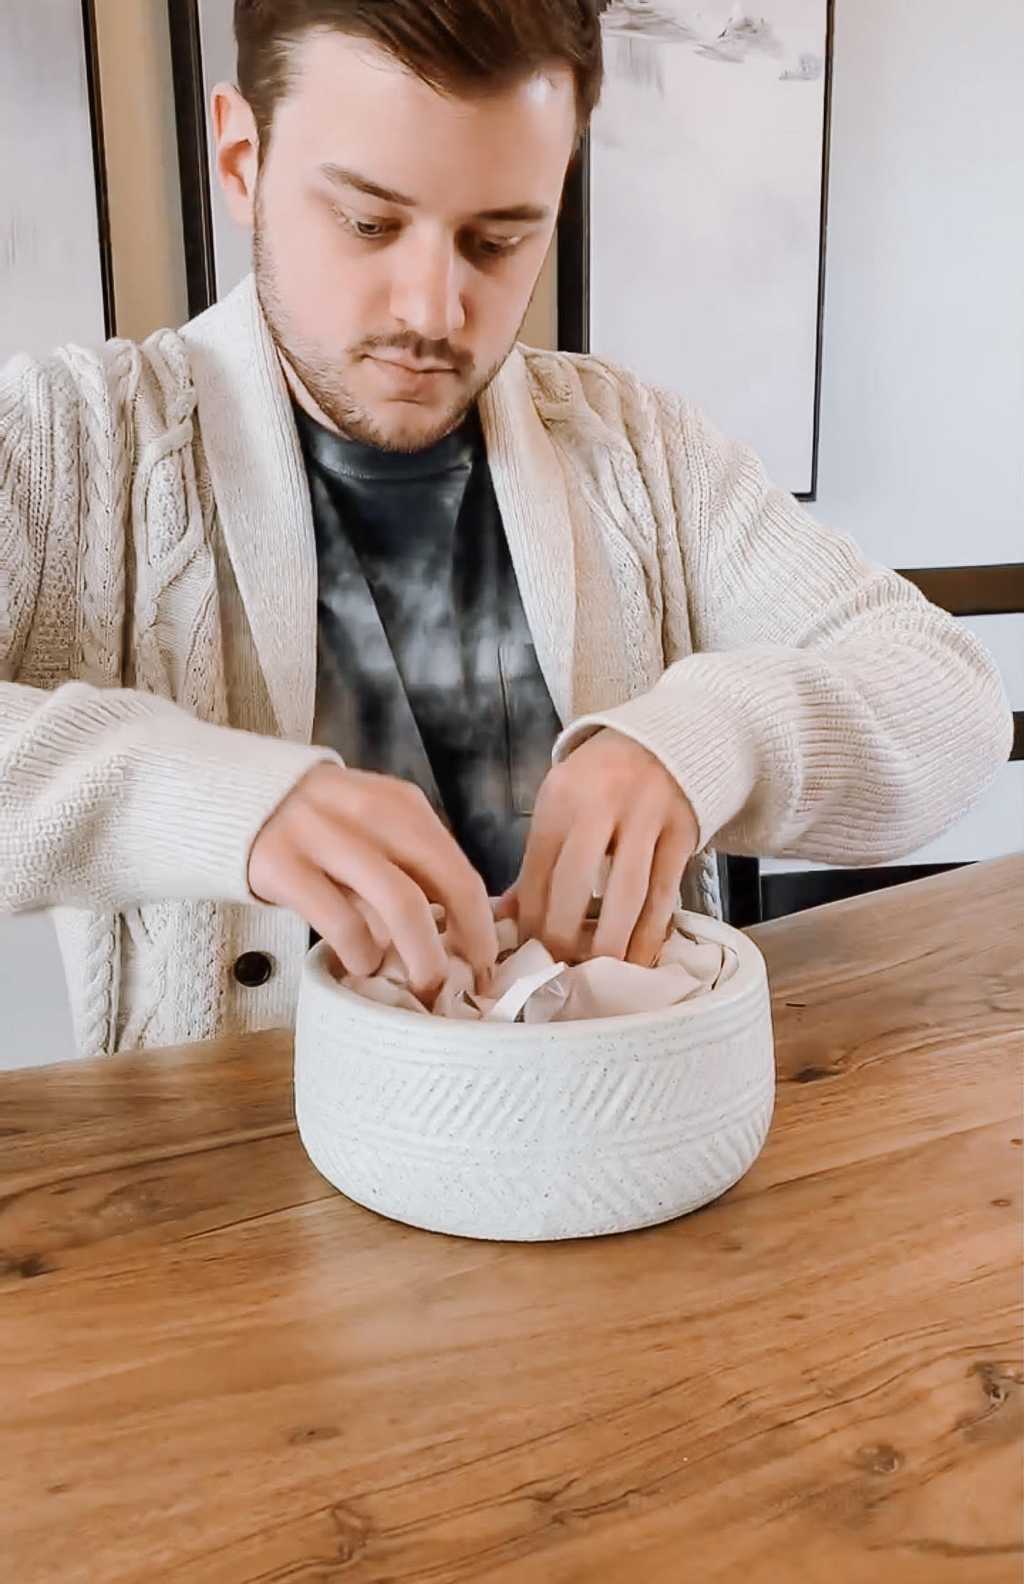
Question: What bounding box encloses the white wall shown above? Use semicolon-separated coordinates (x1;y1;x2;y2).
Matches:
0;0;107;357
0;917;75;1070
814;0;1024;571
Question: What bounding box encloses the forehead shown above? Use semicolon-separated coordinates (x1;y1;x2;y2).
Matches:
271;30;577;207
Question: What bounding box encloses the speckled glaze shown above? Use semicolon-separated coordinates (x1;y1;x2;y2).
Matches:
294;912;775;1242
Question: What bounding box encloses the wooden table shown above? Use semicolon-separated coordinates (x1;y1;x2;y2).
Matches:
2;859;1021;1583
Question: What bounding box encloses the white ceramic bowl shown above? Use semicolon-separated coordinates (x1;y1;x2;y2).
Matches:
294;911;775;1242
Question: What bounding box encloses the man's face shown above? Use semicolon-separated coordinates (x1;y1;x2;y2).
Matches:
216;32;577;451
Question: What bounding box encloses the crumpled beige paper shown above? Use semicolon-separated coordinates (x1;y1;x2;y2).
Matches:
340;913;739;1025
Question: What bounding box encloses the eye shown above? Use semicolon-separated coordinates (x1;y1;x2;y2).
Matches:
332;207;396;242
471;234;524;262
351;218;391;240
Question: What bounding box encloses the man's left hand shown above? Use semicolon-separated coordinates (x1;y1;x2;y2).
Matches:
510;729;700;967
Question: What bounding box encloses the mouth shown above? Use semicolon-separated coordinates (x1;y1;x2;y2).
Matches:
362;354;461;400
365;354;457;376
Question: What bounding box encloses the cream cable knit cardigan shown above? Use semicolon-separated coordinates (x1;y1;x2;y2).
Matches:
0;278;1012;1059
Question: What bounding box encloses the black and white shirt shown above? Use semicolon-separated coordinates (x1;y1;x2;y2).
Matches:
297;405;563;898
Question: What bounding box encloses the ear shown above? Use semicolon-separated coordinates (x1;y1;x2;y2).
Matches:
211;83;259;228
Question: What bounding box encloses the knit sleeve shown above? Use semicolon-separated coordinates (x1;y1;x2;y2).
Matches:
0;354;50;681
0;680;342;910
0;353;339;913
555;396;1013;864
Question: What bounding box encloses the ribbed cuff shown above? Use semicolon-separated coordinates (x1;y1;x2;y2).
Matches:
120;712;343;903
21;685;342;907
553;658;766;852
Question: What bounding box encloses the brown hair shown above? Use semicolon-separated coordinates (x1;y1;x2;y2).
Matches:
234;0;605;150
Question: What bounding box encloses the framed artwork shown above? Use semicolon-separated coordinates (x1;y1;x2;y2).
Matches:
168;0;249;317
0;0;114;359
560;0;835;499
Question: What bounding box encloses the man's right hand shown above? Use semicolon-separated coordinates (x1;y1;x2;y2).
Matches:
248;763;497;995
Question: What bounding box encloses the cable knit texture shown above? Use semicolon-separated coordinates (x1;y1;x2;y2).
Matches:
0;277;1012;1058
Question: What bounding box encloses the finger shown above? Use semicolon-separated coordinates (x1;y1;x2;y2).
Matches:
308;774;496;976
302;811;448;996
590;821;660;961
494;889;518;923
376;794;497;976
516;804;573;937
437;878;499;981
627;824;695;967
349;892;391;956
280;860;384;978
543;817;616;962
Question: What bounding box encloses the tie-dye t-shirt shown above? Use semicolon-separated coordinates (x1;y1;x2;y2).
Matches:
296;405;563;897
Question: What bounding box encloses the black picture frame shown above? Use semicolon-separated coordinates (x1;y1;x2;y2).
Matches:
167;0;218;319
559;0;836;504
81;0;116;338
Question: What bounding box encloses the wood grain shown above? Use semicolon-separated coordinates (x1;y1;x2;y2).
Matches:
1;858;1021;1584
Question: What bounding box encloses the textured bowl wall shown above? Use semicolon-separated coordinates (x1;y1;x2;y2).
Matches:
294;912;775;1242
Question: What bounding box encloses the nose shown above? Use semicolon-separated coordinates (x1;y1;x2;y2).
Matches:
388;230;467;344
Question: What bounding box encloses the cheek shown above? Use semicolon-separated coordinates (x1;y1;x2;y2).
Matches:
266;195;373;340
467;256;546;349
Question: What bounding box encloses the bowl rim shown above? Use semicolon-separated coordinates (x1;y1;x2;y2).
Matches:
300;910;769;1042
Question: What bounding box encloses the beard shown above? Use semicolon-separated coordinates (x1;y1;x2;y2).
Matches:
253;200;515;453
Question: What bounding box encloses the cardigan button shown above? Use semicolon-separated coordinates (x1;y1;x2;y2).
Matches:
233;951;274;989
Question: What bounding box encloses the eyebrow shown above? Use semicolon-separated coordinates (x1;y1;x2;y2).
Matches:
317;163;550;224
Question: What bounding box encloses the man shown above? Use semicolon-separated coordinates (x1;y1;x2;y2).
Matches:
0;0;1011;1059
